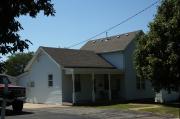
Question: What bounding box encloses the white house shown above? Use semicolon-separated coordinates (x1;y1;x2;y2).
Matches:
18;30;155;104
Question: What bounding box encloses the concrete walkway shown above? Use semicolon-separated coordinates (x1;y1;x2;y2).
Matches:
24;103;70;109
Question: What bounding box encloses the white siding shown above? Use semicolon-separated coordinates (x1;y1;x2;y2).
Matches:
124;41;154;100
18;72;30;97
155;91;163;103
100;41;154;100
18;51;63;104
155;90;180;103
101;52;124;70
62;74;73;102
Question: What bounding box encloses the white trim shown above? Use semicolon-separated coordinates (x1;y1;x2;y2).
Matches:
25;47;62;71
92;72;95;102
63;68;74;74
73;68;123;74
24;47;42;71
16;72;29;79
72;72;75;104
108;73;111;101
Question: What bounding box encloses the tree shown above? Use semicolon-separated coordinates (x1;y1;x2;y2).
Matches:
0;0;55;72
4;52;34;76
134;0;180;92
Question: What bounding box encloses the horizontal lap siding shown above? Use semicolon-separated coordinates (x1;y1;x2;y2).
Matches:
101;52;124;70
62;74;73;102
18;52;63;104
124;41;154;100
162;90;179;102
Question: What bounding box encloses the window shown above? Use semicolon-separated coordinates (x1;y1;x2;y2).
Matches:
48;74;53;87
104;74;109;90
75;74;81;92
30;81;35;87
136;77;145;90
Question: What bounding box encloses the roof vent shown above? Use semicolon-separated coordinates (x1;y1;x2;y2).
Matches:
92;40;96;44
105;39;109;42
125;33;129;36
100;39;104;42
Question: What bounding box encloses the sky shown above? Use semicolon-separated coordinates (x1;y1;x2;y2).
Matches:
1;0;160;61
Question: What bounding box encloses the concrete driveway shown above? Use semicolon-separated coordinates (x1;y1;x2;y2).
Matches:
4;103;175;119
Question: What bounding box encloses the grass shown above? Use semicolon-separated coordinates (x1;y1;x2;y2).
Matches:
95;103;152;109
140;105;180;118
77;102;180;118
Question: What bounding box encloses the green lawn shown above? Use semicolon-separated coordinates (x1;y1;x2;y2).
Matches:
79;103;179;118
95;103;152;109
140;105;180;118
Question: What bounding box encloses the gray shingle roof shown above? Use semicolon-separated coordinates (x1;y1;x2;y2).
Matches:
41;47;114;68
81;30;141;53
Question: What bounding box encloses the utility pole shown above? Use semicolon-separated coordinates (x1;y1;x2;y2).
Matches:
0;77;8;119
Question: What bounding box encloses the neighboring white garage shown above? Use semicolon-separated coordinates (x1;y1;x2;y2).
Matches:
155;89;180;103
17;47;63;104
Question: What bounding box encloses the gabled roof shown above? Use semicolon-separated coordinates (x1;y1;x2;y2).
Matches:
39;47;114;69
81;30;141;53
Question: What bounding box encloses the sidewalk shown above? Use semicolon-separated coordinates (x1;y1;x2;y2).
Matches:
24;103;70;109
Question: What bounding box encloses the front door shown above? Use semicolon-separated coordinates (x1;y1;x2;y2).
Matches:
110;75;121;100
94;74;108;100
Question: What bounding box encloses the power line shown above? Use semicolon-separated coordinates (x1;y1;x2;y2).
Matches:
67;1;160;48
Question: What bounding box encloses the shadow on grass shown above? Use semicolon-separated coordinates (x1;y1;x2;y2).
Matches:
74;102;127;107
0;109;34;116
161;101;180;108
122;98;180;108
74;98;180;108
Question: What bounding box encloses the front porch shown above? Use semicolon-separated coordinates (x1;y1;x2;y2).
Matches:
62;68;123;104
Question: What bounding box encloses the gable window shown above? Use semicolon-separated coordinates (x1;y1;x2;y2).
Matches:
75;74;81;92
48;74;53;87
136;77;145;90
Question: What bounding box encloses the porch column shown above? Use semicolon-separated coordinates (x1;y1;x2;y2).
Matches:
108;73;111;101
92;73;95;102
72;73;75;104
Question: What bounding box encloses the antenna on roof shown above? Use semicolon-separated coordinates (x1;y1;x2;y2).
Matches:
106;32;108;38
92;40;96;44
105;32;109;41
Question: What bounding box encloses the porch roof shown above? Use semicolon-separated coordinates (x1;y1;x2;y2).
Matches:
64;68;123;74
42;47;115;69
